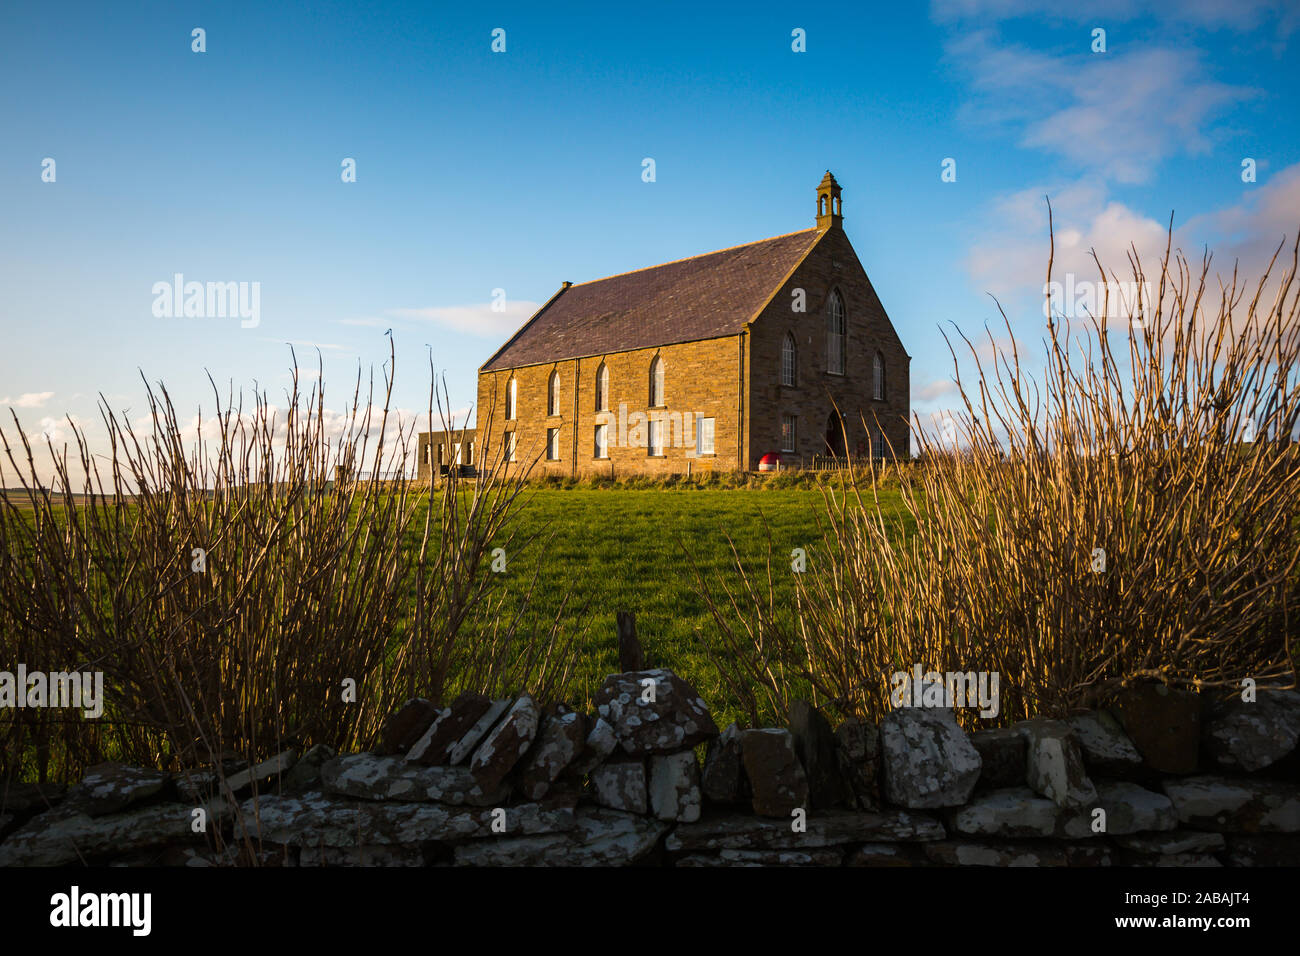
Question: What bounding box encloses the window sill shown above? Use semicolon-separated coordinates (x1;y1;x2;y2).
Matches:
647;453;666;458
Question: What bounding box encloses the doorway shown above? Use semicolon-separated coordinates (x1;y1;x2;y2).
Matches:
824;411;847;457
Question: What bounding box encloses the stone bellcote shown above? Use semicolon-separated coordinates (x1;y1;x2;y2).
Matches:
816;170;842;229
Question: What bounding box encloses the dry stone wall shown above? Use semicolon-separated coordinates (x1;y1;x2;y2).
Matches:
2;670;1298;867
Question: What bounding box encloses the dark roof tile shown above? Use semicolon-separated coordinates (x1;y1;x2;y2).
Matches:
481;228;823;371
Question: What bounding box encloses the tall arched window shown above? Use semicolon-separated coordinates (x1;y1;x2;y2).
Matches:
781;333;797;387
826;290;846;375
548;369;560;416
873;351;885;400
649;356;665;406
595;361;609;412
505;377;516;420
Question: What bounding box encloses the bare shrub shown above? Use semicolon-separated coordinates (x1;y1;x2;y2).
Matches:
695;222;1300;727
0;347;572;783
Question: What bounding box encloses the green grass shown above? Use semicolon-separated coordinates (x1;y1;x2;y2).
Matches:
443;484;910;728
2;481;911;734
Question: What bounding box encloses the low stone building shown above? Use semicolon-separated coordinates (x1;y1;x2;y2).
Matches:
418;428;476;480
419;171;909;478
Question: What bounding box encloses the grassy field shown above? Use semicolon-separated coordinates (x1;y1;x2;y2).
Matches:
447;484;911;727
1;480;910;705
1;479;910;775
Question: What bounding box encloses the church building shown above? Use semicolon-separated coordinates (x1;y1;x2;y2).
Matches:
419;172;909;479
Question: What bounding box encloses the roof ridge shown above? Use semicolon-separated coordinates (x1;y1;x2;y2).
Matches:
569;227;823;288
476;281;572;373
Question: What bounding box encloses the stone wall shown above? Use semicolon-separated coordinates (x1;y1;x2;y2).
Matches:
2;670;1297;867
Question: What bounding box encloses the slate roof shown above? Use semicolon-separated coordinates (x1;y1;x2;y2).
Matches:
481;228;824;372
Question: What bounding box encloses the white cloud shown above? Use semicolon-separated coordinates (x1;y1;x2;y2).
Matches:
1186;161;1300;276
915;379;961;402
965;162;1300;318
1;391;55;409
389;300;541;338
946;32;1252;184
967;180;1173;297
931;0;1298;33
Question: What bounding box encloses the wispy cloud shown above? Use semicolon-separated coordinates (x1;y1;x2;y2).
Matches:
931;0;1299;33
2;391;55;409
388;300;541;338
964;161;1300;304
915;379;961;402
945;32;1253;184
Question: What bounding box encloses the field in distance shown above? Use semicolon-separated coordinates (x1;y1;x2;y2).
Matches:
441;485;911;727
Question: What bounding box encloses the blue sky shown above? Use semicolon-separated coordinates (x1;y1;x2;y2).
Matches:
2;0;1297;478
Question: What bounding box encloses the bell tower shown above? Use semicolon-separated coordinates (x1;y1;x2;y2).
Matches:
816;170;842;229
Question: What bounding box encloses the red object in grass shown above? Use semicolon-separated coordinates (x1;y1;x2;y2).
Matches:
758;451;782;472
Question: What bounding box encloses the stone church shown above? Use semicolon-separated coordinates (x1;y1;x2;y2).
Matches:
418;172;909;479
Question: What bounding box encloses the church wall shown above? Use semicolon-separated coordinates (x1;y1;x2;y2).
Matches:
476;336;743;478
746;227;911;468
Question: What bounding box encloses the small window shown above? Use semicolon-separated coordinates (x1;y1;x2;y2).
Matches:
437;444;445;466
649;356;665;407
696;416;715;456
546;427;560;461
781;415;797;453
505;432;516;462
873;352;885;401
874;427;886;459
422;443;430;465
465;441;474;465
452;442;462;465
647;418;662;456
595;423;608;459
505;378;516;420
781;333;797;387
595;362;609;412
826;290;846;375
548;370;561;417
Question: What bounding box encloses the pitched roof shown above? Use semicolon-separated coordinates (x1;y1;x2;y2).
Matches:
481;228;824;372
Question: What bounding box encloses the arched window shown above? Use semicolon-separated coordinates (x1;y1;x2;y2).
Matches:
547;370;560;416
505;377;516;420
873;351;885;401
595;361;609;412
826;290;846;375
649;356;665;406
781;333;797;387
